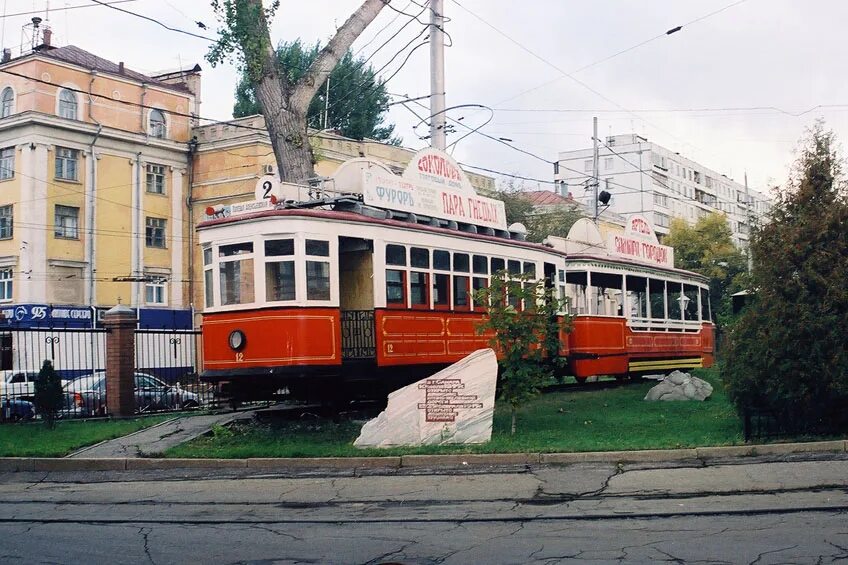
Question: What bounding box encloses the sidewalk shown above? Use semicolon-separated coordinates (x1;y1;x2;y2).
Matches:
66;411;254;458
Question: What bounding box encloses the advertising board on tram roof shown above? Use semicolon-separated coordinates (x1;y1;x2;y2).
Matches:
608;214;674;268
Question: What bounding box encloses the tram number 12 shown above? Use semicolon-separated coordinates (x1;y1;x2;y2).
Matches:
235;352;244;362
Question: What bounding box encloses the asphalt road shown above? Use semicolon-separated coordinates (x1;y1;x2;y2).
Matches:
0;455;846;564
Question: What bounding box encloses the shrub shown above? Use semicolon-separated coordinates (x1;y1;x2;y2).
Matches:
34;360;64;429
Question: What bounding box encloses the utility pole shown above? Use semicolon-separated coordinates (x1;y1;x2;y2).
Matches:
429;0;446;150
592;116;599;221
744;172;753;273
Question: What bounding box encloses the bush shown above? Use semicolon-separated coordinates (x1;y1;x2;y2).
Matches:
723;123;848;432
34;360;64;429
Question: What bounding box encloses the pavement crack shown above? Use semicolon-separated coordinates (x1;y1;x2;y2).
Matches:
360;540;416;565
748;544;799;565
138;526;155;565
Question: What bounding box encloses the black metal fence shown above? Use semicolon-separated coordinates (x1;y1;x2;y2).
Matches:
341;310;376;360
743;405;848;441
0;325;214;422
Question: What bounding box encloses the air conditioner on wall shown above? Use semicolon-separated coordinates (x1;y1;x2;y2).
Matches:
262;164;274;175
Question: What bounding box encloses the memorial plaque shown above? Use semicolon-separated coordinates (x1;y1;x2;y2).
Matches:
354;349;498;448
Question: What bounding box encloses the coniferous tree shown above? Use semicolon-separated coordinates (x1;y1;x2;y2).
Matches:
724;122;848;431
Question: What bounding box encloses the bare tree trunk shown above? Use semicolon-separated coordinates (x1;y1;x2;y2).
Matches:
245;0;389;185
511;408;516;435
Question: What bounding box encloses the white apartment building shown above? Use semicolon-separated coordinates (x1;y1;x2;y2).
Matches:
555;134;771;248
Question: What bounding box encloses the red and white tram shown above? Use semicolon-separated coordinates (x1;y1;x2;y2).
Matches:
197;149;713;401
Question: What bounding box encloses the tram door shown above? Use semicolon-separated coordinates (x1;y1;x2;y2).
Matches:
338;237;377;361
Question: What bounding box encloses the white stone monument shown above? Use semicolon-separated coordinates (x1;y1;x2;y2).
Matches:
354;349;498;448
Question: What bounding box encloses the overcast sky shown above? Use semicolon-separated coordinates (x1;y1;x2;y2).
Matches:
4;0;847;194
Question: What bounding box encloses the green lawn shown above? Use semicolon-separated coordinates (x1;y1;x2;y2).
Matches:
0;415;176;457
166;367;745;459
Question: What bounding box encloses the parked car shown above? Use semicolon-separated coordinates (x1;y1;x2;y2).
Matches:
0;397;36;422
63;372;201;417
0;370;71;401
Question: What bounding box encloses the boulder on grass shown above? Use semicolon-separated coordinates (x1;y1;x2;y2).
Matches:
644;370;713;402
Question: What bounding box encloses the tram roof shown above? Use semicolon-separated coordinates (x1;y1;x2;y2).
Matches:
198;208;708;283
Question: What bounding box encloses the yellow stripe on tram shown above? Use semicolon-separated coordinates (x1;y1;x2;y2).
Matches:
628;358;703;371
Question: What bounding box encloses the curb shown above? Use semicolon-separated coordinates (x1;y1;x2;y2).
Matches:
1;440;845;473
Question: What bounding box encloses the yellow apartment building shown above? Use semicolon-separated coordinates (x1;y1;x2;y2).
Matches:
0;37;198;328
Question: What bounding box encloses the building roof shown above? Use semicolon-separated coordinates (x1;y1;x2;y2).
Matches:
519;190;576;207
30;45;193;94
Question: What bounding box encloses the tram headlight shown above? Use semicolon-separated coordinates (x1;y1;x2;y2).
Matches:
228;330;246;351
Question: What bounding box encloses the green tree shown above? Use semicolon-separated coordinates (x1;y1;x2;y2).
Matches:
475;271;568;435
207;0;389;184
663;213;748;324
34;360;63;429
723;122;848;431
233;40;400;145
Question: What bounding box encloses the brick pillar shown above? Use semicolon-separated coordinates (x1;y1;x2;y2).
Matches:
104;304;136;417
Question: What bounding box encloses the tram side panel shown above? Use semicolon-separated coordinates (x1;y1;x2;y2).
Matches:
201;307;343;376
374;309;491;367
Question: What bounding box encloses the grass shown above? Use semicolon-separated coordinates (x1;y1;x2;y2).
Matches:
166;367;746;459
0;414;177;457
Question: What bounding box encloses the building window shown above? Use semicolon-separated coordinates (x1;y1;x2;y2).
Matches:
54;205;79;239
145;217;167;248
0;87;13;118
583;159;592;172
653;192;668;208
604;157;613;170
55;147;79;180
654;212;670;228
145;277;166;305
149;109;166;138
58;89;78;120
0;268;11;301
145;163;166;194
0;205;11;239
0;147;13;180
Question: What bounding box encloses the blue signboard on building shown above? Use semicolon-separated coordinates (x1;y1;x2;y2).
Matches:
2;304;193;329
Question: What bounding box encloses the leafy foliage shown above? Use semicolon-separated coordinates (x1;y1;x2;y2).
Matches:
723;122;848;431
663;213;748;325
233;40;400;144
207;0;280;83
475;271;569;434
34;360;63;429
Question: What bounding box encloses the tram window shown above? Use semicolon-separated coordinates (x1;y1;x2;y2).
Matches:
472;255;488;274
434;250;450;271
626;276;648;319
265;239;294;256
683;284;700;321
433;273;450;309
204;269;214;308
648;279;666;319
306;239;330;257
411;247;429;268
667;282;683;320
590;272;623;316
410;271;428;306
386;244;407;266
219;242;253;257
453;253;469;272
265;261;295;301
507;260;521;275
491;257;505;273
558;270;565;284
386;270;405;305
453;275;470;309
220;259;255;305
523;262;536;278
565;271;588;315
507;279;521;309
472;277;488;311
203;247;212;266
700;287;711;321
306;261;330;300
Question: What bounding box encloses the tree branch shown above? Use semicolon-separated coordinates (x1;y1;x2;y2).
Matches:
291;0;389;115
